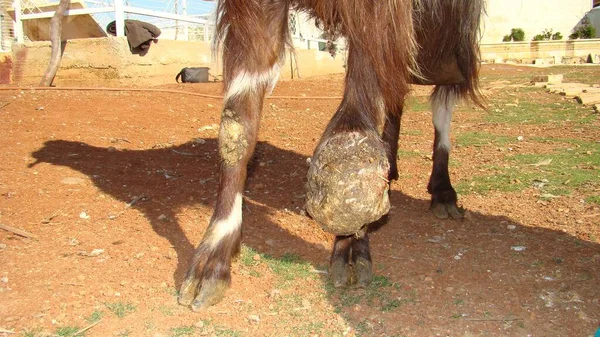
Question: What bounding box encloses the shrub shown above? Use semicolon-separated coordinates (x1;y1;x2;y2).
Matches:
532;29;563;41
511;28;526;41
502;28;525;42
552;32;563;40
570;17;597;39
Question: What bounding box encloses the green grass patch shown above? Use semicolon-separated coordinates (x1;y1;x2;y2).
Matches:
55;326;82;337
85;310;104;324
586;195;600;204
170;326;195;337
405;96;430;112
457;139;600;196
238;245;312;287
485;100;595;125
456;131;515;148
264;253;312;282
327;275;413;313
105;302;137;318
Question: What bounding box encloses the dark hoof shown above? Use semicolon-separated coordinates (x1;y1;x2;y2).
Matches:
306;132;390;236
431;201;464;220
178;238;236;311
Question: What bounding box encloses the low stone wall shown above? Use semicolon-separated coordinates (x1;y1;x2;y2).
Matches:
481;39;600;64
9;37;345;86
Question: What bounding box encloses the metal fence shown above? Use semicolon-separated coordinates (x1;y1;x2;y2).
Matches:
2;0;216;50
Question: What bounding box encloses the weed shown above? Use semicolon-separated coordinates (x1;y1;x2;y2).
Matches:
157;305;175;316
456;131;514;148
105;302;137;318
55;326;82;337
264;252;312;282
170;326;195;337
85;310;104;324
586;195;600;204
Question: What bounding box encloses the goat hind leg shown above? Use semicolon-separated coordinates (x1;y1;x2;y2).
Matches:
428;85;463;219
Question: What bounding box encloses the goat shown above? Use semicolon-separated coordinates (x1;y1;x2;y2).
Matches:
178;0;485;311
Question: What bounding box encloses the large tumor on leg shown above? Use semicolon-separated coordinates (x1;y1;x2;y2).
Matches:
306;132;390;236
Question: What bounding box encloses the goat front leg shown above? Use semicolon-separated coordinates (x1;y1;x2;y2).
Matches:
178;1;287;310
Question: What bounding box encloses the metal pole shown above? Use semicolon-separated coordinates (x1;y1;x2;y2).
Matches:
182;0;188;41
12;0;24;43
114;0;125;36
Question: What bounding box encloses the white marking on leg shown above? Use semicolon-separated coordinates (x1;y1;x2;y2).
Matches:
207;193;243;248
224;64;280;102
431;89;456;152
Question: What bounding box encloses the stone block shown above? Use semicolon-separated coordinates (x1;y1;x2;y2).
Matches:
531;74;563;84
575;93;600;105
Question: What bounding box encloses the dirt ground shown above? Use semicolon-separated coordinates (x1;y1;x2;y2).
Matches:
1;64;599;337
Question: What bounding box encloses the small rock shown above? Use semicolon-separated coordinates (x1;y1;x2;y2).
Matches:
69;238;79;246
1;276;8;283
424;276;433;282
157;214;168;221
89;249;104;257
427;235;443;243
511;246;527;252
507;225;516;230
107;146;117;152
269;289;281;299
194;138;207;145
79;211;90;219
247;314;260;324
194;320;205;328
0;243;6;249
35;106;44;110
517;136;524;141
444;287;454;292
265;239;275;247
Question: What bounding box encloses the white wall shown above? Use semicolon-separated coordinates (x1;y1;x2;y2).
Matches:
482;0;593;43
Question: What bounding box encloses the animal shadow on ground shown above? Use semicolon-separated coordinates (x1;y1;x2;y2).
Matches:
29;138;600;335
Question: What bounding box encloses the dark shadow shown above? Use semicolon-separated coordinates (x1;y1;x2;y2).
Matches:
29;138;600;336
29;139;326;285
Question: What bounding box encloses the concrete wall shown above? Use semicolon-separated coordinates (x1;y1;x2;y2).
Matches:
10;36;345;86
480;38;600;63
482;0;593;43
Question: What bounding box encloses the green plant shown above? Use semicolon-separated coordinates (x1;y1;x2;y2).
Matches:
55;326;82;337
552;32;563;40
105;302;137;318
532;29;562;41
503;28;525;42
570;17;597;39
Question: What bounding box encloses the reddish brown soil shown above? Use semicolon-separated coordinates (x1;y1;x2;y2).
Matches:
0;64;599;337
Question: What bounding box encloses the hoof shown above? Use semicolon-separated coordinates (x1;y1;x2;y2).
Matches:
431;201;464;220
306;132;390;236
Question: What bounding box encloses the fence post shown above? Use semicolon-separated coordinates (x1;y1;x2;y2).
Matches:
182;0;188;41
114;0;125;36
12;0;24;43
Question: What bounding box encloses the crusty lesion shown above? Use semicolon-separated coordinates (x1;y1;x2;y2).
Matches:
219;109;249;166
